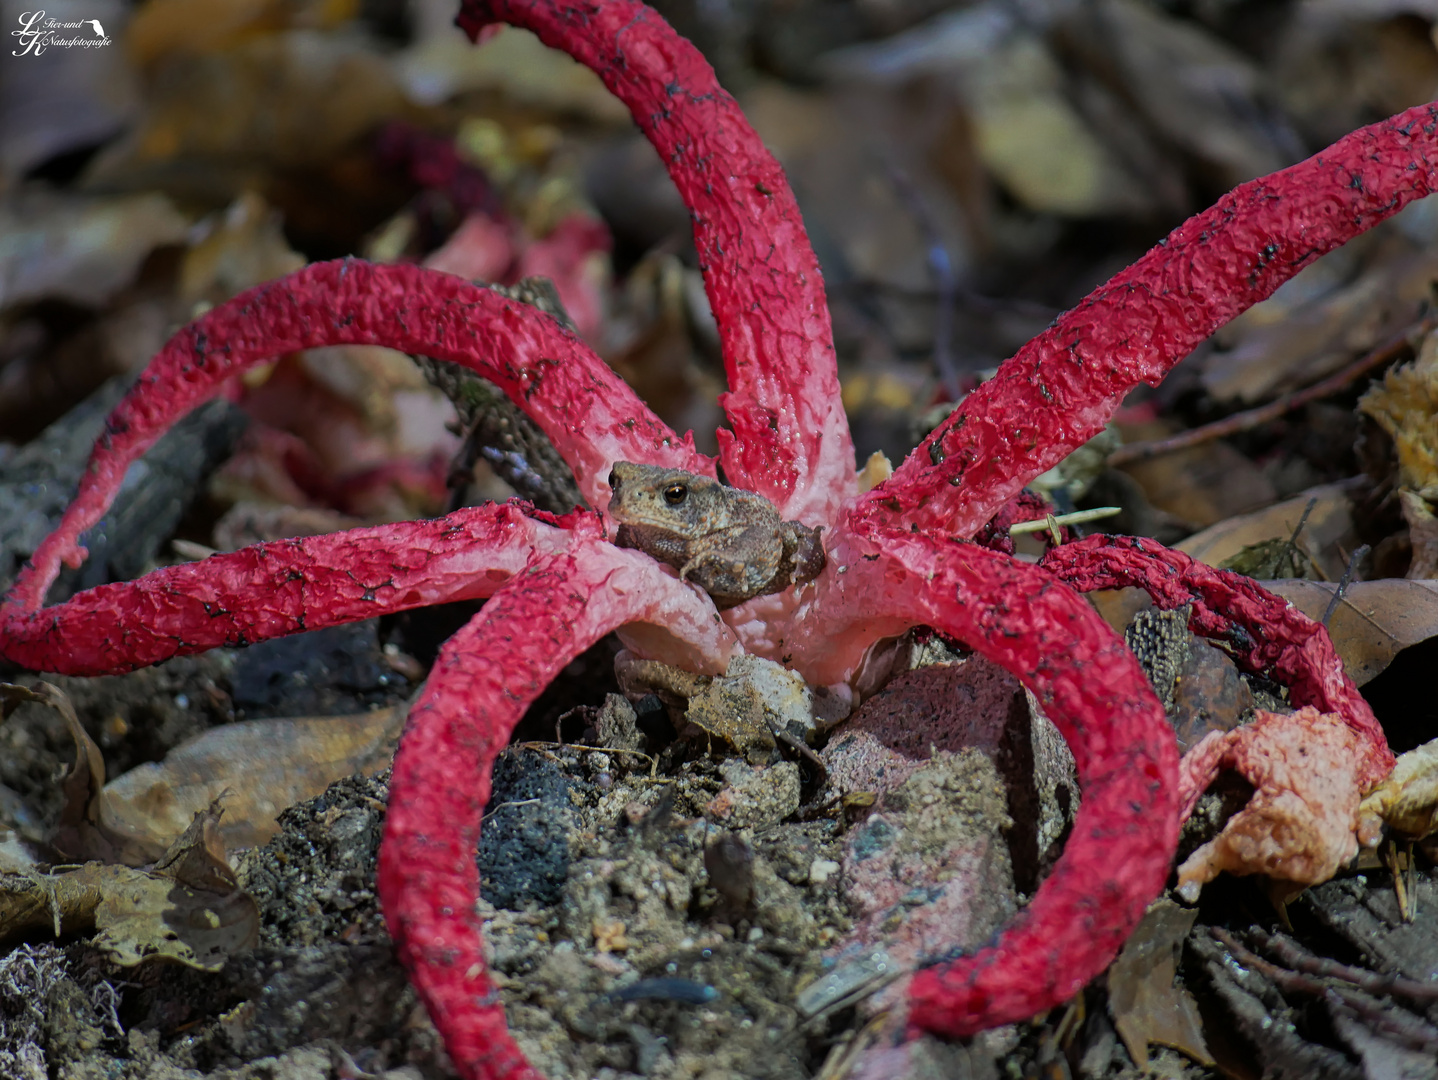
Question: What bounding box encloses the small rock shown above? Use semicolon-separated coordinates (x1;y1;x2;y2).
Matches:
593;693;643;753
706;759;800;830
832;749;1017;1019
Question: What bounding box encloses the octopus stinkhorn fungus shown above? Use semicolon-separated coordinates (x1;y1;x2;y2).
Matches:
2;2;1421;1077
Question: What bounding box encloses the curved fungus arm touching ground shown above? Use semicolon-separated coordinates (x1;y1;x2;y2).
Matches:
1041;534;1393;856
0;503;582;675
6;259;711;614
378;539;732;1080
780;529;1178;1036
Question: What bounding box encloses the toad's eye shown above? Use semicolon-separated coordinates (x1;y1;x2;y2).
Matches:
663;483;688;505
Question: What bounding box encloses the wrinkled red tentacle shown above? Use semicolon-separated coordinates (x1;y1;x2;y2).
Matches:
458;0;855;524
781;526;1178;1035
0;503;578;676
858;102;1438;538
10;259;710;612
1041;534;1393;788
377;538;733;1080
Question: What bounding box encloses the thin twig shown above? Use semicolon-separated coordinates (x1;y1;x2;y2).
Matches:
519;739;660;778
1213;927;1438;1052
482;798;540;822
1008;506;1122;535
1288;498;1318;547
1256;929;1438;1002
90;980;125;1037
1109;318;1434;467
1323;987;1438;1052
1211;927;1311;992
1322;544;1369;626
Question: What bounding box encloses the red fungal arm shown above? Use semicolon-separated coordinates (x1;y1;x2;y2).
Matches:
9;259;710;612
377;539;734;1080
781;527;1178;1035
458;0;856;524
858;103;1438;538
0;503;580;676
1041;535;1393;788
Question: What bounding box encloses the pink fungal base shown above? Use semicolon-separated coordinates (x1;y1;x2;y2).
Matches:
1;2;1428;1077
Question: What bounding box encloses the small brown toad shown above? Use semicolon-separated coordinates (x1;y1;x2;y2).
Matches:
607;461;826;609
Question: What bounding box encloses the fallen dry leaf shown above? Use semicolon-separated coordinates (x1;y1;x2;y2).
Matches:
394;24;629;121
1178;483;1358;582
822;13;1153;218
103;705;404;852
89;29;404;180
1275;2;1438;145
1107;899;1213;1068
1357;325;1438;582
0;802;258;971
1203;245;1438;403
1218;535;1318;582
126;0;354;68
0;864;110;940
1265;578;1438;686
1360;303;1438;494
178;190;306;308
740;79;966;293
1177;707;1368;900
94;803;258;969
1061;0;1294;190
4;681;404;860
0;190;188;310
1115;422;1276;529
1356;737;1438;848
1;681;137;865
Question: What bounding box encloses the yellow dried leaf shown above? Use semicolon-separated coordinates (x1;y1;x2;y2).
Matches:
1360;329;1438;493
1400;491;1438;580
95;804;258;970
128;0;357;68
0;804;258;971
1357;737;1438;847
179;191;305;307
2;681;135;864
103;705;404;852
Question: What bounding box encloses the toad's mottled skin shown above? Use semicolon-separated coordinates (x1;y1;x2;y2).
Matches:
608;461;826;609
